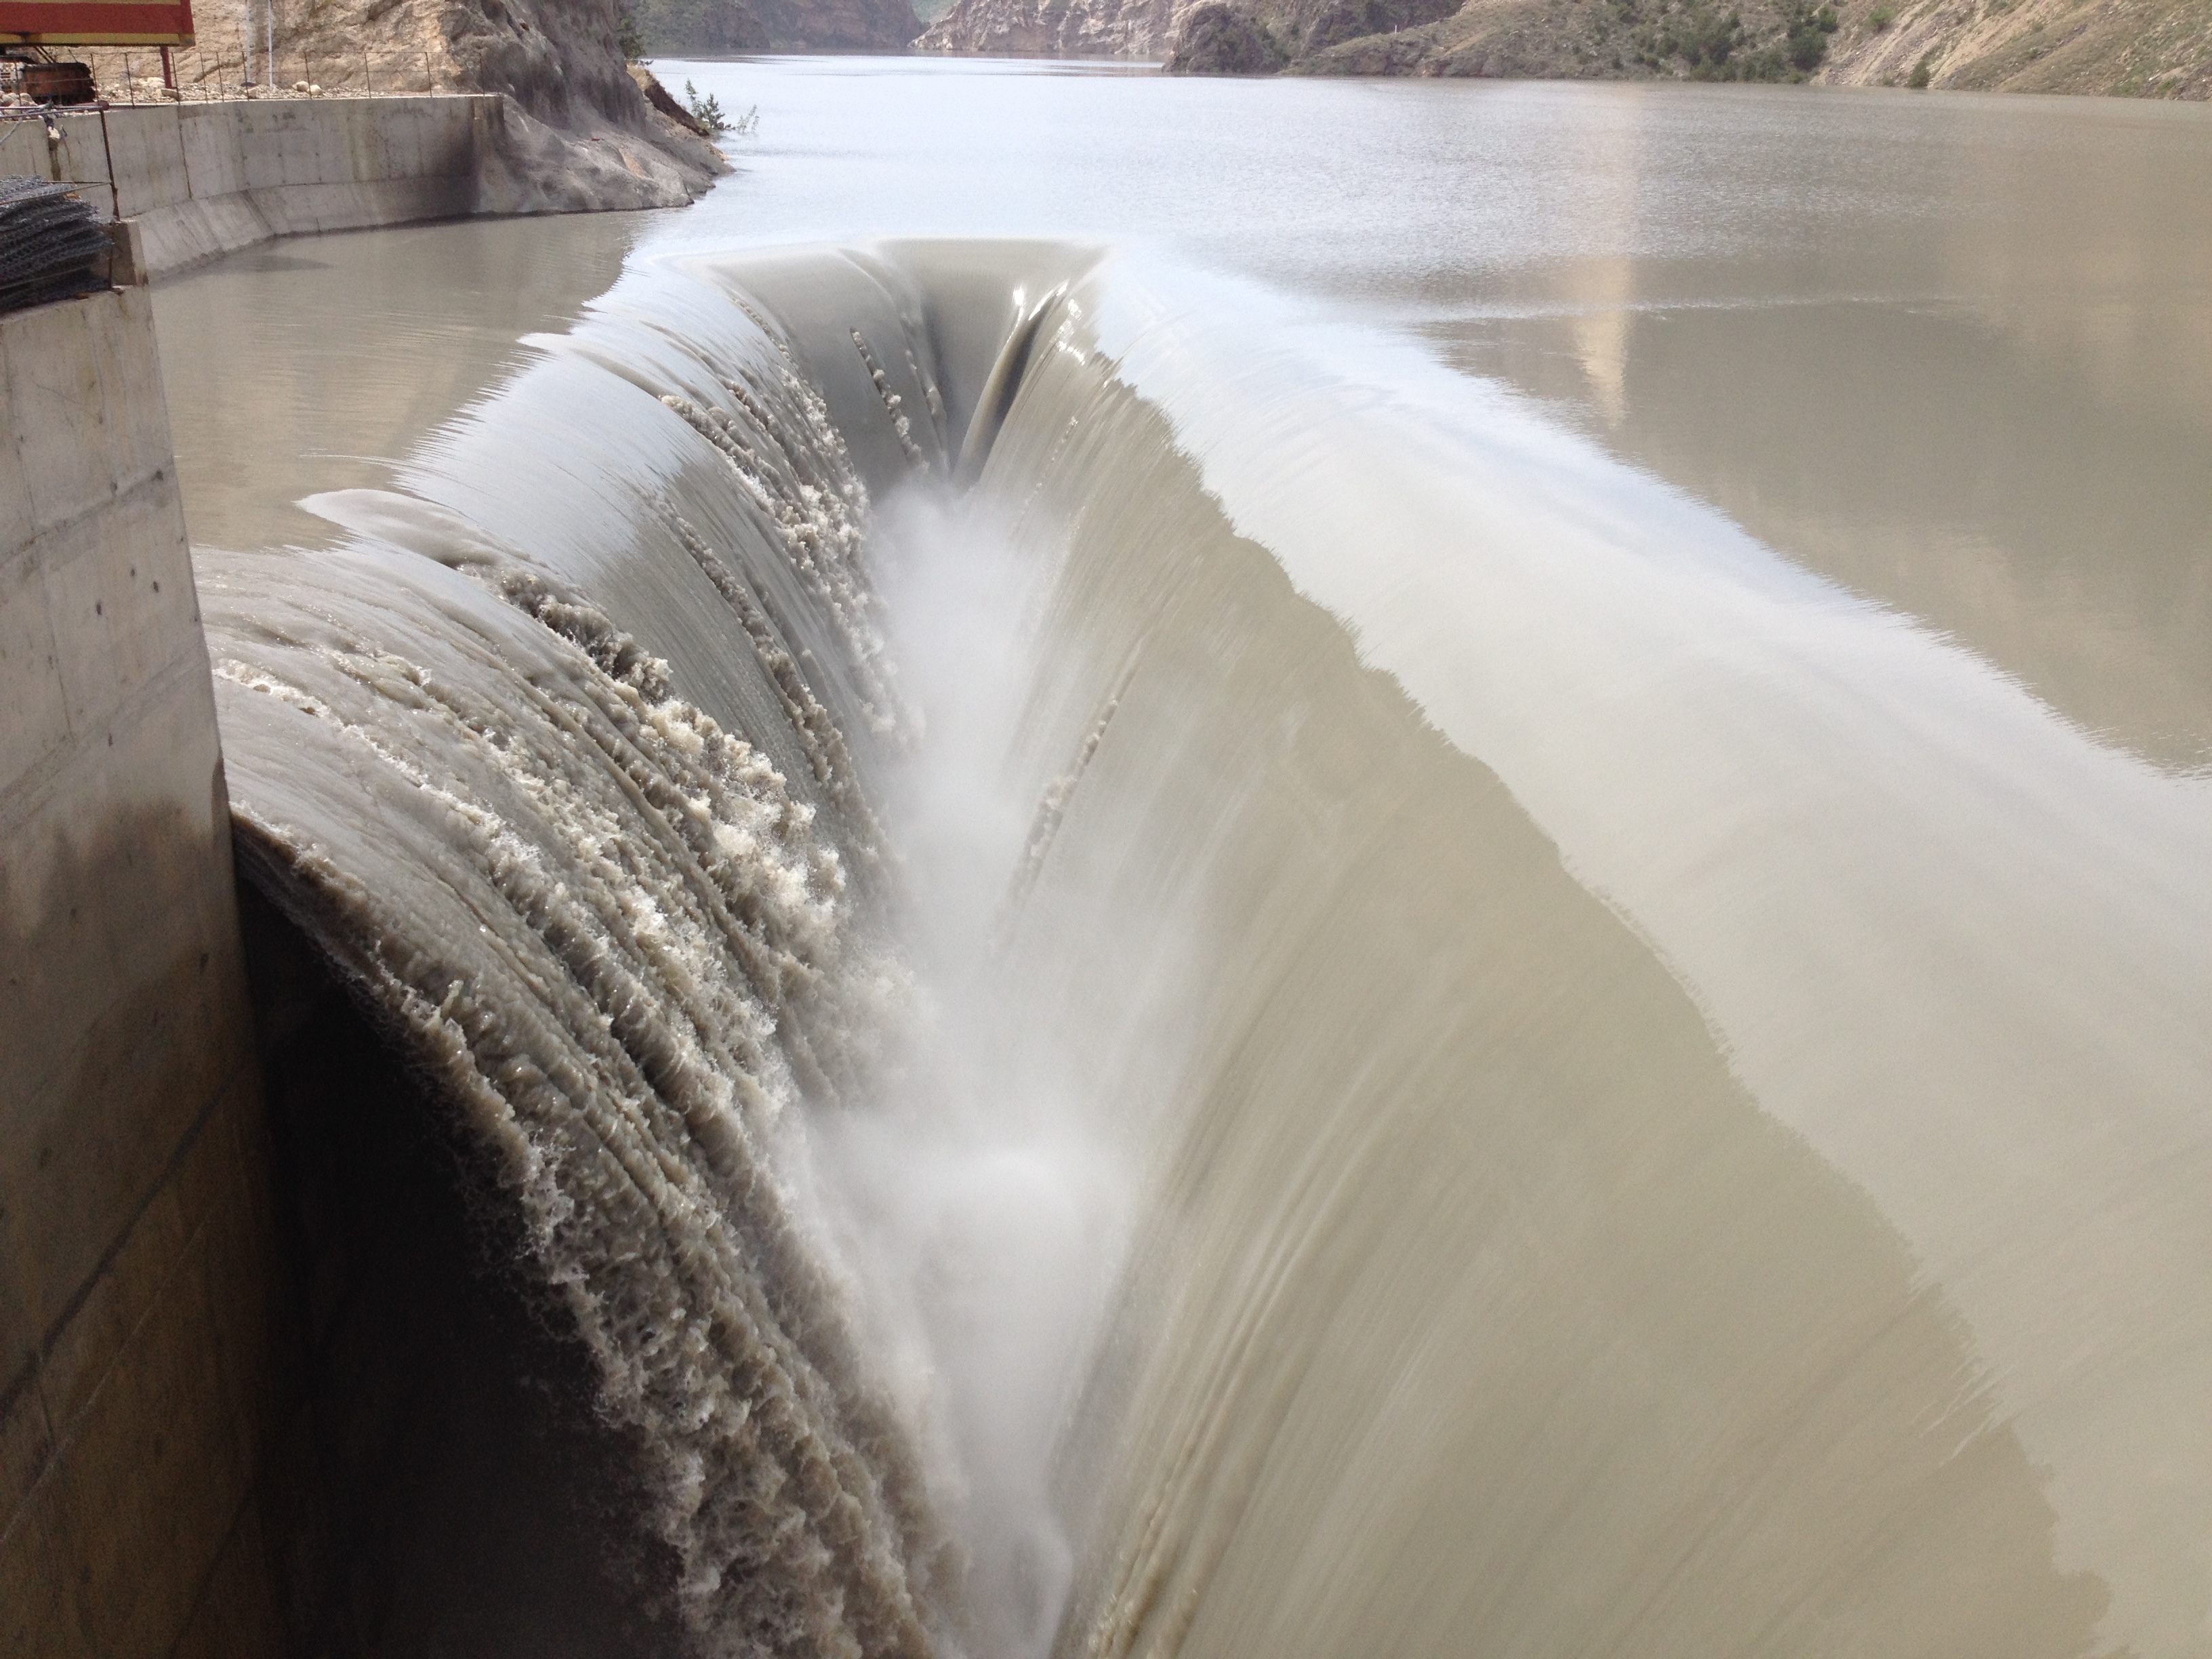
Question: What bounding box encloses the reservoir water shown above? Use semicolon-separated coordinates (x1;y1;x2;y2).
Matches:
158;61;2212;1659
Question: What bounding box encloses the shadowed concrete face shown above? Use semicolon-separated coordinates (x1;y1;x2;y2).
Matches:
0;285;291;1658
1;796;251;1349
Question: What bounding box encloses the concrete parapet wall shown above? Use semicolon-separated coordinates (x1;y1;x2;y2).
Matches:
0;285;295;1656
0;96;494;275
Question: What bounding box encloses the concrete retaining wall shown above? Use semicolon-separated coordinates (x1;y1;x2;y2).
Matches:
0;96;497;275
0;283;298;1657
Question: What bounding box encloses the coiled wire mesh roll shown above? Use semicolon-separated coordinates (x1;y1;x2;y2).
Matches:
0;173;111;315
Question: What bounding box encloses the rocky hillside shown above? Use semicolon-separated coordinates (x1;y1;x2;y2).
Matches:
1275;0;1856;78
634;0;920;50
1274;0;2212;90
923;0;2210;96
1164;0;1458;66
88;0;729;205
1821;0;2212;94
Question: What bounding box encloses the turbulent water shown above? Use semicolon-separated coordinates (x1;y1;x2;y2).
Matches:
201;266;958;1654
169;62;2212;1659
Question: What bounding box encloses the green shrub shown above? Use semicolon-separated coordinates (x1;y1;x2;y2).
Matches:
1664;3;1744;68
1907;48;1936;83
1780;0;1837;68
1868;3;1896;26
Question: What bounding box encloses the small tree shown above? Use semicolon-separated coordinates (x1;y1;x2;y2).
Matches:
618;4;646;60
685;79;730;133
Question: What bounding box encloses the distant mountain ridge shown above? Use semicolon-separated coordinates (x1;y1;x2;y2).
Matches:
920;0;2211;96
635;0;922;52
916;0;1171;52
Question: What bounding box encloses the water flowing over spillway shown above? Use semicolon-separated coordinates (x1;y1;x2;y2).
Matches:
196;234;2212;1659
202;258;966;1656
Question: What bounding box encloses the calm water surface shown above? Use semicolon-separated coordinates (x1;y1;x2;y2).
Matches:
157;211;647;549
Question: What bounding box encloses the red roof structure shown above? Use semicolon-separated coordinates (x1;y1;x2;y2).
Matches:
1;0;193;45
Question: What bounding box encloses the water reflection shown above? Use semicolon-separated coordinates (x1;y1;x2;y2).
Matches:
1399;96;2212;773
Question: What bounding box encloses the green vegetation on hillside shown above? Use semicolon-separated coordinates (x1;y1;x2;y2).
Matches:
1598;0;1839;78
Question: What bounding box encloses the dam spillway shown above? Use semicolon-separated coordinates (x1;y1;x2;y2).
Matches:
188;220;2212;1656
11;57;2212;1659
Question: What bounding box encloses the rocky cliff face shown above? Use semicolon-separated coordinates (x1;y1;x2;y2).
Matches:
89;0;729;206
1165;1;1286;66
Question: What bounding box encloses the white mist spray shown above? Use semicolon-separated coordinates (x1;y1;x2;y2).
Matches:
809;483;1141;1659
